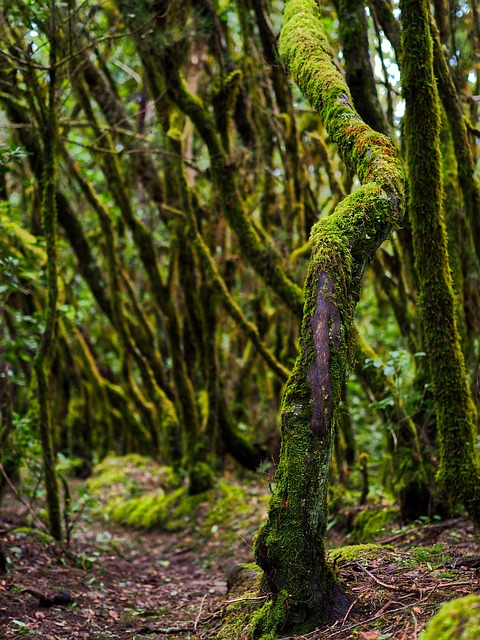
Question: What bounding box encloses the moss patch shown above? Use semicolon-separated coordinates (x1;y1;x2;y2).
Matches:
85;457;267;540
418;594;480;639
10;527;54;545
86;454;178;498
218;564;264;640
350;506;398;543
327;543;392;564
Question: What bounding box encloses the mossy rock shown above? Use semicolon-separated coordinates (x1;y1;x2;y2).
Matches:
418;595;480;639
350;506;398;543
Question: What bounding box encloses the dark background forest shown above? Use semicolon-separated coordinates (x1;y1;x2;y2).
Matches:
0;0;480;638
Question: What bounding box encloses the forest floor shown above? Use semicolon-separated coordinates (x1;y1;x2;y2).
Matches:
1;473;480;640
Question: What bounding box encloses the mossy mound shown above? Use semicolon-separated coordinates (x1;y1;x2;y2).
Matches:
104;481;259;534
217;563;263;640
10;527;54;545
418;594;480;639
327;543;392;564
189;461;215;495
86;456;267;539
350;506;398;543
103;487;204;530
86;454;178;499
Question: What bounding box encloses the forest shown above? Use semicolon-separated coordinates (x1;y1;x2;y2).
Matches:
0;0;480;638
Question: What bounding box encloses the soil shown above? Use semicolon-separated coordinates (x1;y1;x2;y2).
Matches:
1;484;480;640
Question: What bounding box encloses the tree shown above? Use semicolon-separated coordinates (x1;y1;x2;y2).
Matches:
252;0;404;635
0;0;479;634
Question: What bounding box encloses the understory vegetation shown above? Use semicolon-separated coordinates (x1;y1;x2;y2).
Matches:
0;0;479;638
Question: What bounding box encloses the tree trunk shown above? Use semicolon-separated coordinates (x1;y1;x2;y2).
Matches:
33;0;62;541
252;0;405;635
401;0;480;524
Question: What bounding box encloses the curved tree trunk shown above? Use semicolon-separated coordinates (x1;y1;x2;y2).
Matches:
252;0;405;635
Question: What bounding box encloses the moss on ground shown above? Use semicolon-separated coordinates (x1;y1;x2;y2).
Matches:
85;456;266;538
217;564;263;640
418;594;480;639
327;543;392;563
10;527;54;545
350;506;398;543
407;542;452;568
86;454;178;497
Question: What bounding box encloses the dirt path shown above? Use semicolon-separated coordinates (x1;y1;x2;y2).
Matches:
2;489;480;639
0;516;250;639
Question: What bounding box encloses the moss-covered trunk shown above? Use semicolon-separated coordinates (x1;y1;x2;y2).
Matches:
252;0;404;636
33;1;62;541
401;0;480;524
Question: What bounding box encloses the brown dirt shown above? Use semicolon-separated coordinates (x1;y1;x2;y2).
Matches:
1;489;480;640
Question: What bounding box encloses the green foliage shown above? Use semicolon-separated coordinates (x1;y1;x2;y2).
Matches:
399;542;452;569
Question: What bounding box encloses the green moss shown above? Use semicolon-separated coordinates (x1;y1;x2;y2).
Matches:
409;542;452;567
11;527;54;545
418;595;480;640
350;506;398;543
401;0;480;525
103;487;207;530
88;465;258;535
252;593;290;640
87;454;177;493
188;461;215;495
218;564;263;640
327;543;391;563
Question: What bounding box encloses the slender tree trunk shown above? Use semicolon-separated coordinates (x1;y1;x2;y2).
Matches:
401;0;480;524
33;0;62;541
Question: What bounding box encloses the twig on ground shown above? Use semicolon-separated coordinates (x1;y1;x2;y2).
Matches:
194;593;208;631
341;596;359;624
354;562;403;591
223;595;267;604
